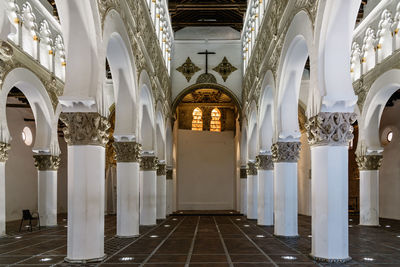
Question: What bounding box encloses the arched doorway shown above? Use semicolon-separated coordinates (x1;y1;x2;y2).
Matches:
173;83;241;211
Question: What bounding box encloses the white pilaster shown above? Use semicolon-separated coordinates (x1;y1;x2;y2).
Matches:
140;155;158;225
0;161;6;236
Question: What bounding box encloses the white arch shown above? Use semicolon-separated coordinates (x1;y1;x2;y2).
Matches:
247;101;258;161
258;70;275;154
240;119;248;166
0;68;58;154
103;9;138;141
276;11;312;140
359;69;400;151
155;102;166;161
138;70;155;152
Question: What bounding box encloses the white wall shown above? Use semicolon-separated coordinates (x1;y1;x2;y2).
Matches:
298;132;311;216
172;27;242;101
177;129;235;210
379;100;400;220
5;107;67;222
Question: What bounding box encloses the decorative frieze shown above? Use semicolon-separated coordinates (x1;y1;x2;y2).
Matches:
112;142;141;162
140;155;158;171
0;143;10;162
240;166;248;179
305;112;357;147
33;155;61;171
256;154;274;170
166;168;173;180
356;155;383;170
157;163;167;176
271;142;301;163
60;112;111;147
247;161;258;176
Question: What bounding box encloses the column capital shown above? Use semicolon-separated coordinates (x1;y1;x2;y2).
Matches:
356;155;383;170
256;154;273;170
247;161;257;175
0;142;10;162
305;112;357;147
60;112;111;147
113;142;141;162
271;142;300;162
157;162;166;176
240;166;247;179
140;155;158;171
33;154;61;171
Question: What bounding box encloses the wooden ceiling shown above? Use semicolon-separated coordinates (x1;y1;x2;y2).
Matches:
168;0;247;32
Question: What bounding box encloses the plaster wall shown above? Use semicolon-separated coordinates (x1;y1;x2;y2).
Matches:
177;129;235;210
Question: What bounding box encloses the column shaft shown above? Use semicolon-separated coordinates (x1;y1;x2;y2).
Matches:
246;162;257;219
240;166;247;215
37;170;57;226
166;168;173;215
0;162;5;236
256;155;274;226
140;155;158;225
156;163;166;219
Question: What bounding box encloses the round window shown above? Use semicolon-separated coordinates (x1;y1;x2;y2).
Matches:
21;126;33;146
387;131;393;142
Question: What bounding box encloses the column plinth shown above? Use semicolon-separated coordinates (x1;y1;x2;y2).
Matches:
256;154;273;226
306;112;356;262
140;154;158;225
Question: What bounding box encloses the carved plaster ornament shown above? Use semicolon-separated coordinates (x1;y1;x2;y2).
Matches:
0;142;10;162
60;112;111;147
356;155;383;170
0;41;13;61
213;57;237;82
140;155;158;171
256;154;274;170
271;142;301;162
240;166;248;179
112;142;141;162
176;57;201;82
196;73;217;84
157;162;166;176
33;154;61;171
247;161;258;175
166;168;173;180
305;112;357;147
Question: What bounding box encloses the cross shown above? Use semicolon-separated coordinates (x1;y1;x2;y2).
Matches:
198;50;216;74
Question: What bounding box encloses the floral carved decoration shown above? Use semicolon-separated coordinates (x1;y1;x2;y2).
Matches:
213;57;237;82
176;57;201;82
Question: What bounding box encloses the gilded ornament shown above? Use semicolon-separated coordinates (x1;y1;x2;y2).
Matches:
113;142;141;162
60;112;111;147
271;142;301;162
140;155;158;171
356;155;383;170
0;142;10;162
213;57;237;82
33;155;61;171
256;154;273;170
305;112;357;147
176;57;201;82
247;161;258;175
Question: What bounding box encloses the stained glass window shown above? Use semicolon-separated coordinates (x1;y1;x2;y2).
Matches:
210;108;221;132
192;107;203;131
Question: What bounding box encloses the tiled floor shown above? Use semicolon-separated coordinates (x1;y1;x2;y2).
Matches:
1;214;400;266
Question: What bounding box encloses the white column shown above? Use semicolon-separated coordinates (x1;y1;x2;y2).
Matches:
356;155;382;226
113;142;141;238
140;154;158;225
166;167;173;215
33;155;60;227
0;143;10;237
256;154;274;226
246;161;258;219
156;162;166;219
60;112;110;263
240;166;247;215
307;112;355;262
272;142;300;237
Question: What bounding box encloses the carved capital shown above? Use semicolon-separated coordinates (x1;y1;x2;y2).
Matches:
33;155;60;171
305;112;357;147
247;161;258;175
140;155;158;171
356;155;383;170
157;163;166;176
256;154;273;170
166;168;173;180
0;143;10;162
271;142;301;162
240;166;248;179
60;112;111;146
113;142;141;162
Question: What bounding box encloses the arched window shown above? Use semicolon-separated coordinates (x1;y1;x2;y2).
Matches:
210;108;221;132
192;107;203;131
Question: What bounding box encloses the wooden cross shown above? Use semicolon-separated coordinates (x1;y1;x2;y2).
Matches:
198;49;216;74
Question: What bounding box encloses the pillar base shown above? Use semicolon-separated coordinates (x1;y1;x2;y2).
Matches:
115;234;139;239
359;224;380;227
273;234;299;239
64;254;107;264
310;254;351;263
